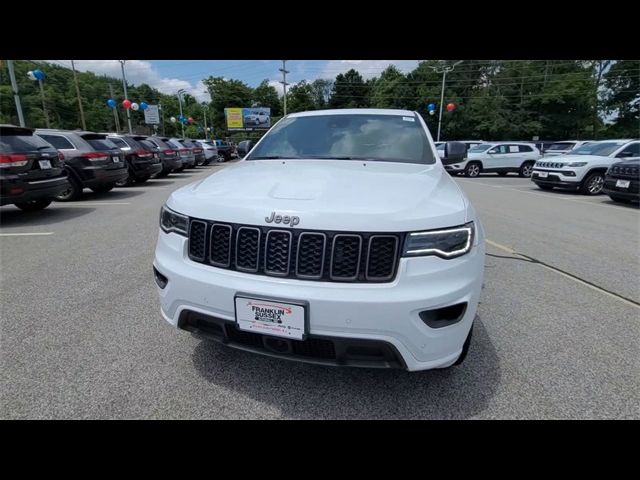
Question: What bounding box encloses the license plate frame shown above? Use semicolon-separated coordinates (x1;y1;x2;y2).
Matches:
234;293;309;341
616;179;630;189
537;171;548;178
112;156;120;163
38;159;52;169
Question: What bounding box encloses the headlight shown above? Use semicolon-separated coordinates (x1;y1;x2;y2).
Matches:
403;222;474;259
567;162;588;167
160;205;188;236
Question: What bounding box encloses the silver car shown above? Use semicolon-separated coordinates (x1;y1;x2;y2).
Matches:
445;142;541;177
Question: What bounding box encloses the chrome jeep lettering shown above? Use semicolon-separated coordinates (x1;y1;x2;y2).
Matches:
265;212;300;227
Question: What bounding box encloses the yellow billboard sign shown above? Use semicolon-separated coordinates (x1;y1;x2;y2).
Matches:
225;108;244;129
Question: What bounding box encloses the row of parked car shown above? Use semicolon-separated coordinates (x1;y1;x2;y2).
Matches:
0;124;237;210
436;139;640;203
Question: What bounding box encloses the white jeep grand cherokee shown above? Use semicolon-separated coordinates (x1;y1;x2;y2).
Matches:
153;109;485;371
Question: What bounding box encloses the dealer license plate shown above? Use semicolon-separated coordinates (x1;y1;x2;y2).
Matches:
537;171;548;178
235;296;306;340
112;156;120;163
616;179;630;189
38;160;52;169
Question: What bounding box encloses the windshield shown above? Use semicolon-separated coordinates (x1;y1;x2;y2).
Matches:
547;142;575;151
571;142;625;156
248;113;435;164
468;144;492;153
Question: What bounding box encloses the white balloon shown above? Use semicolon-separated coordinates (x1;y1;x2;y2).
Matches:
131;102;140;111
170;116;177;123
27;71;37;81
429;110;435;116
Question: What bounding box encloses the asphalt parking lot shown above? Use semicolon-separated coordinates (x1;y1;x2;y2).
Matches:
1;166;638;419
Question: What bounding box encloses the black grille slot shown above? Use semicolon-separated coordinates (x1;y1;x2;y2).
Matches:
366;235;398;281
264;230;292;276
209;224;232;267
236;227;260;272
296;233;326;279
188;220;207;261
330;234;362;280
292;337;336;359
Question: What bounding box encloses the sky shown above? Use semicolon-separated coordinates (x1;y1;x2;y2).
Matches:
46;60;422;102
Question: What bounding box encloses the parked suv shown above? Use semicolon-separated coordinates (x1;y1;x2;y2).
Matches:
603;158;640;204
446;142;541;177
154;109;485;371
167;138;196;169
105;133;162;186
531;139;640;195
183;139;205;166
145;136;182;176
0;124;69;211
193;139;219;165
213;139;233;161
35;129;127;201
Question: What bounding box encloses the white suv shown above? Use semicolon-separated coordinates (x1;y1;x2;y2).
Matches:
531;139;640;195
154;109;485;371
445;142;541;177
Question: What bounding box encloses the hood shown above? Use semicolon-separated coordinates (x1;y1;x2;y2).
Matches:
168;159;469;232
545;154;611;164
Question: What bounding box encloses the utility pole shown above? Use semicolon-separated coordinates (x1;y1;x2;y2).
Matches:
431;60;463;142
177;89;186;139
38;77;51;128
71;60;87;130
109;83;121;133
119;60;133;134
159;102;165;136
7;60;25;127
202;103;208;140
279;60;289;116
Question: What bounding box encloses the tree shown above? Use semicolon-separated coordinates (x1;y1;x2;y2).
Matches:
328;69;368;108
310;79;333;109
602;60;640;138
252;80;281;116
286;81;316;113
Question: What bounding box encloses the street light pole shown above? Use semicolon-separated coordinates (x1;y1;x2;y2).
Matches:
202;103;208;140
71;60;87;130
119;60;133;134
177;89;185;139
431;60;463;142
7;60;26;127
279;60;289;116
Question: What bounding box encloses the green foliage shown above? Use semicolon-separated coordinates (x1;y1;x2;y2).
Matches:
329;69;369;108
602;60;640;138
286;81;316;113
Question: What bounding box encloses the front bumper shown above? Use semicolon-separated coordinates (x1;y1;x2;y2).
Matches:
603;176;640;199
0;174;70;206
444;161;468;172
153;230;485;371
531;169;581;188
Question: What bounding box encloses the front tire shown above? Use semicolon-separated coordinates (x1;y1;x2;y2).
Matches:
519;162;535;178
580;172;605;195
55;174;82;201
115;173;134;187
464;162;481;178
134;176;150;184
453;325;473;366
14;199;52;211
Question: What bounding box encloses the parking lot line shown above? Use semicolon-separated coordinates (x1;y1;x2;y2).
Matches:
0;232;54;237
486;239;640;310
62;202;131;206
457;179;634;211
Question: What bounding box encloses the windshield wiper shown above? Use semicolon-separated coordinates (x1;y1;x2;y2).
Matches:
306;155;381;161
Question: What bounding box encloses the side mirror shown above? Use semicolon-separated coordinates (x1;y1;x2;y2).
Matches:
237;140;254;158
441;141;467;165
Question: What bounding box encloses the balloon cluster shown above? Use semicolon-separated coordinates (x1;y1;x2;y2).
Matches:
105;98;150;111
427;103;436;116
27;69;45;81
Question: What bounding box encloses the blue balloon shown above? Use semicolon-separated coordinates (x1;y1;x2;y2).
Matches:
428;103;436;111
33;69;45;81
140;102;148;110
106;98;116;108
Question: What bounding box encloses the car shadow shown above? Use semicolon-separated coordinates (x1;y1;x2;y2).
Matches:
191;316;500;419
0;206;96;227
79;190;145;201
600;199;640;209
140;180;175;187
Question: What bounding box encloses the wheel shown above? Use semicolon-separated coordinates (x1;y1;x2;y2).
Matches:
536;184;554;191
115;173;134;187
55;174;82;201
464;162;481;177
498;172;508;176
453;324;473;366
580;172;605;195
608;194;633;204
90;184;114;194
134;176;150;184
519;162;534;178
14;199;52;211
202;158;211;166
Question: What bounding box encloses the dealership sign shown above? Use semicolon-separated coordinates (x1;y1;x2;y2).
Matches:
144;105;160;125
225;107;271;131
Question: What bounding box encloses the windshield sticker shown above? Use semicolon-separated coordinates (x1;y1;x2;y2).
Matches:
402;117;415;122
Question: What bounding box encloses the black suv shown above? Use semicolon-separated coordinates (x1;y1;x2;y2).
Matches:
35;129;128;201
105;133;163;186
144;136;183;176
213;139;233;161
603;159;640;204
0;124;69;211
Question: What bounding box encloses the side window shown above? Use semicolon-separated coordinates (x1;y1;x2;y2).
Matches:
518;145;533;152
490;145;508;154
109;137;128;149
39;134;74;150
617;143;640;158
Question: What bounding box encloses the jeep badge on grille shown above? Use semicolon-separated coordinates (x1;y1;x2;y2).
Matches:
265;211;300;227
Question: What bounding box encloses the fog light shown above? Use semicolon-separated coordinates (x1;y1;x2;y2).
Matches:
9;186;24;195
153;266;168;289
419;302;467;328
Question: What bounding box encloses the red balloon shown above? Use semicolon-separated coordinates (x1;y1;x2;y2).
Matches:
122;99;132;109
447;103;456;112
188;117;194;124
